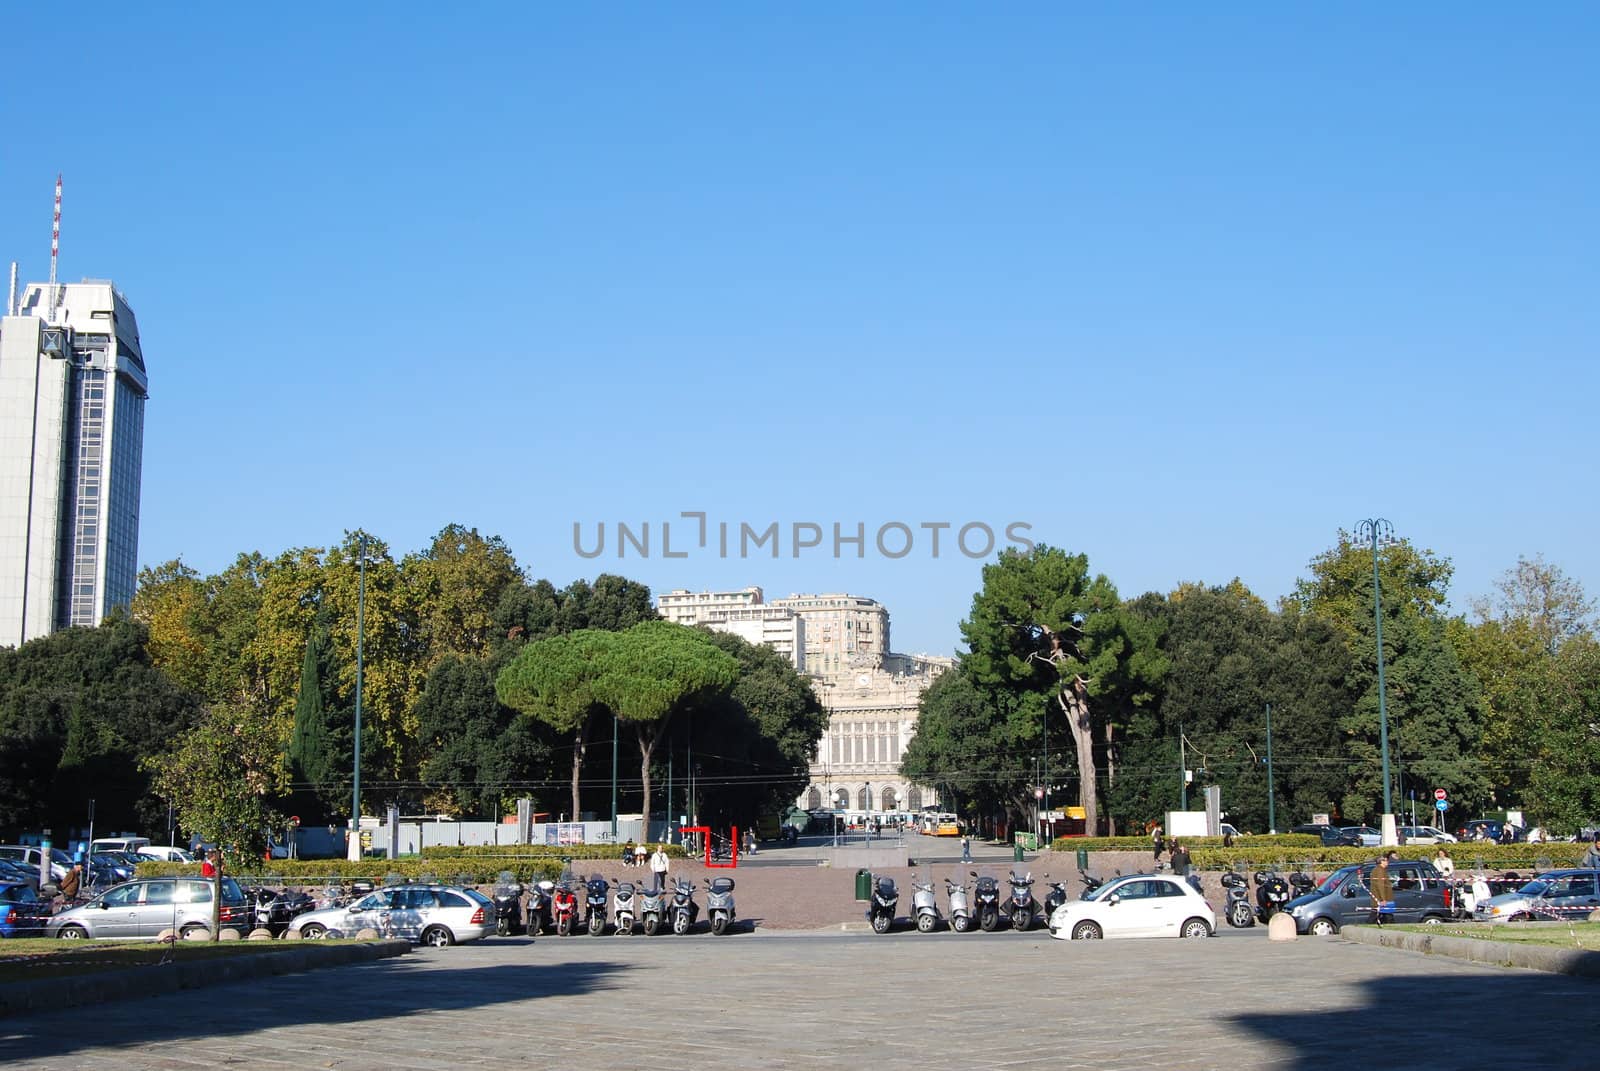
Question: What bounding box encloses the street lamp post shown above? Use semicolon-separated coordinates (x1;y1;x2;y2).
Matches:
1356;518;1396;834
349;531;368;862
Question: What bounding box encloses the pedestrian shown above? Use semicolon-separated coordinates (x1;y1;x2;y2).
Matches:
961;835;972;864
1433;847;1455;880
58;863;82;904
1499;823;1514;845
201;850;219;879
1369;853;1395;924
1170;840;1191;878
1581;834;1600;870
650;844;670;890
621;841;634;867
635;843;648;868
1222;830;1234;849
1152;823;1165;863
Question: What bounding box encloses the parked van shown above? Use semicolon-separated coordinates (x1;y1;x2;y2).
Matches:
90;837;152;855
1286;858;1451;935
135;845;196;863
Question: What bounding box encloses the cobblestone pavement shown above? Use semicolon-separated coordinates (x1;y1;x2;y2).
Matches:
1;930;1592;1070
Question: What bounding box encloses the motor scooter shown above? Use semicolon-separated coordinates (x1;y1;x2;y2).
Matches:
707;876;737;935
492;872;525;937
1222;871;1255;928
1008;871;1037;931
639;878;666;936
526;879;556;935
944;876;972;933
585;875;611;936
1043;877;1068;919
552;879;579;936
671;877;700;934
612;879;637;935
867;875;898;934
973;872;1001;932
1254;870;1292;923
911;878;941;933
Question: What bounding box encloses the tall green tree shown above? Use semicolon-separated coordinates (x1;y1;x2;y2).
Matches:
1522;637;1600;833
900;669;1029;829
496;629;619;820
286;621;343;822
1472;553;1596;655
416;654;551;817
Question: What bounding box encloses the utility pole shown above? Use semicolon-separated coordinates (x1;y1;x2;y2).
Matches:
1265;703;1276;834
1179;726;1187;810
610;714;619;841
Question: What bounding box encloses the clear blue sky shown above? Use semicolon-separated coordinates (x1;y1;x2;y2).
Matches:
4;5;1594;655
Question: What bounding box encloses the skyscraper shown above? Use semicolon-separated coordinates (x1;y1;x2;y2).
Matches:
0;280;148;648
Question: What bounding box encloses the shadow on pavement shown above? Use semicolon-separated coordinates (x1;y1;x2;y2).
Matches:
0;956;631;1061
1230;969;1595;1068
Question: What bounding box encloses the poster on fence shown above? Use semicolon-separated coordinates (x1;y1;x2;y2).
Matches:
544;823;585;846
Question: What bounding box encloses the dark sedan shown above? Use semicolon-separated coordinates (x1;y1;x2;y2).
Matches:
0;881;51;938
1292;824;1362;847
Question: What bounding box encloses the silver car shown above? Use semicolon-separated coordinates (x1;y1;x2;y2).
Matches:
48;877;249;940
287;884;494;947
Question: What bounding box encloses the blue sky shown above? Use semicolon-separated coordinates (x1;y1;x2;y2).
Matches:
3;5;1594;655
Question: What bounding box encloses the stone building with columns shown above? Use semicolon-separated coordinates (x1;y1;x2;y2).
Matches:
656;587;953;816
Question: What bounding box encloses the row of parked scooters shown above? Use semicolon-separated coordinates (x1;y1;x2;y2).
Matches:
492;873;739;937
1219;869;1316;927
867;870;1087;934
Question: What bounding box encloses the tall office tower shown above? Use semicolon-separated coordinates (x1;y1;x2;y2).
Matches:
0;280;148;648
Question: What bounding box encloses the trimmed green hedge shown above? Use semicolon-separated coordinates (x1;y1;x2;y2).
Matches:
132;856;625;885
1050;834;1320;852
419;843;685;861
1188;843;1587;871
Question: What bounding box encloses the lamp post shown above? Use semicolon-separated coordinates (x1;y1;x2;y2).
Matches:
348;531;368;862
1265;703;1276;834
610;714;619;842
1356;518;1396;827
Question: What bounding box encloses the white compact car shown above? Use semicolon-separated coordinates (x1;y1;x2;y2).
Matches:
1049;874;1215;940
287;883;495;947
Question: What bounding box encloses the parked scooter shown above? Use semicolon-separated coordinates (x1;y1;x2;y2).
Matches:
526;878;556;935
1288;871;1316;899
1043;877;1069;919
585;875;611;936
552;879;579;936
868;875;899;934
1222;871;1255;928
248;886;315;937
671;877;700;934
945;876;972;933
612;879;637;935
1254;870;1292;923
492;872;525;937
1079;871;1108;897
1008;871;1037;931
707;876;737;935
911;877;941;933
639;878;666;936
973;872;1001;932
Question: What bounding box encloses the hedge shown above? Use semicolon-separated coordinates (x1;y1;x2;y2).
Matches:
1187;843;1588;872
1049;834;1321;852
420;844;685;861
132;855;643;886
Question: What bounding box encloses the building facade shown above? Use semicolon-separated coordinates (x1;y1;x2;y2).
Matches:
656;587;953;815
0;280;148;648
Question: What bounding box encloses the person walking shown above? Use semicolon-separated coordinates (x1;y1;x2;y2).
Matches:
1170;840;1191;878
58;863;82;906
961;835;972;864
1152;824;1165;864
1580;834;1600;870
650;845;670;890
1369;853;1395;925
1433;847;1455;880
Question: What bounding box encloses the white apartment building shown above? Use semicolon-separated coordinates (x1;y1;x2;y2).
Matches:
0;280;148;648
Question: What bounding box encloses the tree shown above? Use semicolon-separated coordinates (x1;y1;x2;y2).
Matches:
960;545;1162;835
600;622;740;834
144;700;289;866
1472;553;1595;655
1521;637;1600;833
287;621;342;822
404;525;524;660
1293;530;1453;636
496;629;619;820
416;654;551;817
900;669;1028;829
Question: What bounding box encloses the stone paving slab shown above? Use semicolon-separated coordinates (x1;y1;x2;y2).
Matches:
0;930;1592;1070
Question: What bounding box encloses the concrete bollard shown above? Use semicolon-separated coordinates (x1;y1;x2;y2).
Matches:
1267;913;1297;941
219;928;243;941
282;928;304;940
183;927;212;942
356;928;380;940
248;928;275;940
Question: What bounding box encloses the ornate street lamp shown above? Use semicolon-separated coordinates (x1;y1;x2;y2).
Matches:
1356;518;1397;821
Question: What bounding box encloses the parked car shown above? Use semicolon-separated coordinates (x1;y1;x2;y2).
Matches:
1474;869;1600;922
0;881;51;938
135;845;197;863
1458;819;1527;843
1340;826;1384;847
0;859;41;889
1399;826;1457;844
47;877;249;940
1291;824;1362;847
1048;873;1215;940
89;837;152;856
0;845;73;883
287;883;494;947
1286;859;1450;935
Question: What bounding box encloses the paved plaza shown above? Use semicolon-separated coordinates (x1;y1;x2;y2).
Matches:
1;928;1592;1070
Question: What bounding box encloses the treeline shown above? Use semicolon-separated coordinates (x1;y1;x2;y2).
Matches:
0;524;825;851
901;537;1600;836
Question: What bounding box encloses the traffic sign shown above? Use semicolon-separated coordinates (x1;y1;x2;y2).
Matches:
1435;799;1448;812
1434;788;1447;801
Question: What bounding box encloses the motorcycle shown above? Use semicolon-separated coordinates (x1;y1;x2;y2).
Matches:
612;879;637;935
1043;877;1068;919
707;876;737;935
526;878;556;935
1254;870;1292;923
552;879;579;937
973;872;1001;932
1008;871;1037;931
671;877;700;935
639;878;666;936
945;876;972;933
911;878;941;933
492;872;525;937
867;875;898;934
585;875;611;936
1222;871;1255;928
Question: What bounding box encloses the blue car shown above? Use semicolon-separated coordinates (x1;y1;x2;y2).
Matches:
0;881;51;938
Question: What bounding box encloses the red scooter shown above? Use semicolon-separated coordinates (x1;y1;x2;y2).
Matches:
552;879;579;936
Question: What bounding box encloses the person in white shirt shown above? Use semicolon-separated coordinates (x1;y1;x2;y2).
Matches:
1433;848;1455;879
650;846;670;890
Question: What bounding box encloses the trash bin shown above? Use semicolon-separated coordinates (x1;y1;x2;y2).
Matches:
855;869;872;901
1075;847;1088;871
1013;843;1025;863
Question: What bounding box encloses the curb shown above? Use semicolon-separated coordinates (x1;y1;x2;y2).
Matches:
0;940;411;1017
1341;925;1600;977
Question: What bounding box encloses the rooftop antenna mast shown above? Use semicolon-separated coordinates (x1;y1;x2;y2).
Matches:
49;173;62;321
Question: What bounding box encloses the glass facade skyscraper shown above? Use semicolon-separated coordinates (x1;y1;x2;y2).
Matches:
0;280;148;648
